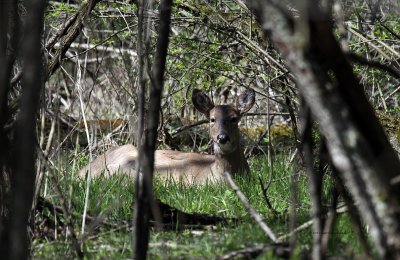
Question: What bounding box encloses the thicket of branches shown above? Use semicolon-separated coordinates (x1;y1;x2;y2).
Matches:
0;0;399;258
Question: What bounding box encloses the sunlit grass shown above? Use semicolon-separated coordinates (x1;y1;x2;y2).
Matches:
32;153;366;259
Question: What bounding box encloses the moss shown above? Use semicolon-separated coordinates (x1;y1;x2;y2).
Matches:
377;111;400;154
241;123;293;142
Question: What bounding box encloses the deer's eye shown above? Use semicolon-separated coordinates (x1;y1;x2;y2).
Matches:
231;117;238;123
210;118;215;123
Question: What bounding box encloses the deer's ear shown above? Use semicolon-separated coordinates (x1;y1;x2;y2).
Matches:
236;88;255;115
192;89;214;116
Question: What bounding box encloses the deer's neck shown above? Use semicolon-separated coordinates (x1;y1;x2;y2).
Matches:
213;144;249;175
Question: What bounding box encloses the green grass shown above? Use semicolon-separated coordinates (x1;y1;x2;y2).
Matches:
31;153;368;259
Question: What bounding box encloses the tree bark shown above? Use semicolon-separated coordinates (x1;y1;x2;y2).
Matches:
299;101;323;260
45;0;101;80
246;0;400;258
0;0;18;226
1;0;46;259
133;0;173;259
1;0;102;257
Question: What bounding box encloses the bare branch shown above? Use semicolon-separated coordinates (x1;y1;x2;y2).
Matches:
223;172;277;242
348;52;400;79
46;0;101;80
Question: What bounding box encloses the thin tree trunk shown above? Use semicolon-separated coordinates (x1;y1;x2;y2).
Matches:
133;0;173;259
2;0;46;259
1;0;101;255
132;0;151;258
300;102;323;260
246;0;400;257
0;0;18;226
0;2;19;222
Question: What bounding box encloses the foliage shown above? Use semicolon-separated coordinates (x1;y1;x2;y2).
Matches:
23;0;400;258
32;154;365;259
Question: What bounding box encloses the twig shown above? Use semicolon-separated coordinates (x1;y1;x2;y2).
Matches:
277;203;349;242
385;84;400;101
246;112;291;116
171;119;208;136
348;52;400;79
223;172;277;242
245;120;268;157
64;42;137;57
77;43;93;238
258;176;277;214
321;186;339;256
347;26;392;60
289;167;300;250
332;167;373;257
378;20;400;41
277;219;313;242
32;101;59;219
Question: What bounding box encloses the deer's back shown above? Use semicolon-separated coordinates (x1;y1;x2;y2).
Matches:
78;144;220;184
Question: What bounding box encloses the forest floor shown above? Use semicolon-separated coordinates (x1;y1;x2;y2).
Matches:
31;154;368;259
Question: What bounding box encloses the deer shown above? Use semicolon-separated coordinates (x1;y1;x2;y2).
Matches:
78;88;255;185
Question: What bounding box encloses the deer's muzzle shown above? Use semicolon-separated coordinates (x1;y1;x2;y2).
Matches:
217;134;230;144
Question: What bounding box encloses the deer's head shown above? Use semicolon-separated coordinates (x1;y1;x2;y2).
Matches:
192;88;255;154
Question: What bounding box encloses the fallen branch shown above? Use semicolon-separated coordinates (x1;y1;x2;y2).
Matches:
223;172;277;242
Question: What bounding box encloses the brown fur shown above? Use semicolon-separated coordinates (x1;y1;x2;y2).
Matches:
78;89;255;185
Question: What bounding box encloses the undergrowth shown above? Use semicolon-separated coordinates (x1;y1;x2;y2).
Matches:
32;153;367;259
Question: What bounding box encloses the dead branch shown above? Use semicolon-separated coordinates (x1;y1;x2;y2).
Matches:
154;198;236;228
258;175;277;214
277;203;348;242
278;219;313;242
171;119;208;136
37;194;236;238
348;52;400;79
46;0;101;80
320;186;339;257
332;167;373;257
223;172;277;242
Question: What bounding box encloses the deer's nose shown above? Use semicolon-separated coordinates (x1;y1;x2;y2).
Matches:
217;134;230;144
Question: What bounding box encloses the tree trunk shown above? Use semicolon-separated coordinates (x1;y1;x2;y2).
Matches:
246;0;400;258
133;0;173;259
0;0;46;259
